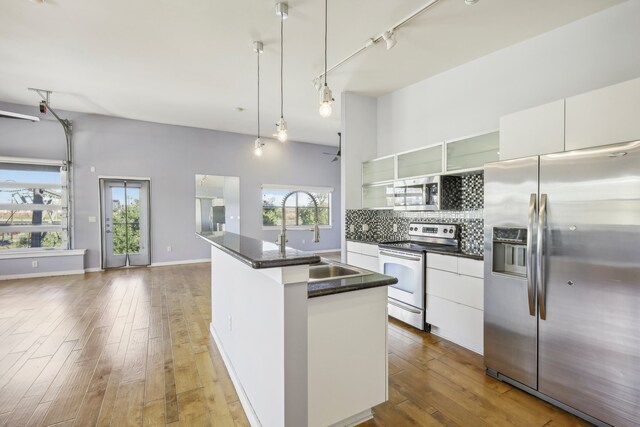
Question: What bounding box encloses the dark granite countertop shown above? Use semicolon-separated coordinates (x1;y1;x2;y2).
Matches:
308;269;398;298
197;231;320;269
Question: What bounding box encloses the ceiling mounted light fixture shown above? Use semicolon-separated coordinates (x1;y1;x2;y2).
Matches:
465;0;479;4
275;2;289;142
253;41;265;157
319;0;334;118
382;30;397;50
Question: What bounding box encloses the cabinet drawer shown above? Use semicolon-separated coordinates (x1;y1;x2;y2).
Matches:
458;258;484;279
347;252;379;273
426;268;483;310
426;253;458;273
361;242;379;257
346;241;362;253
426;295;484;354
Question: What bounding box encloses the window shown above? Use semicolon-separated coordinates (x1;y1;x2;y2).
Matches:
262;185;332;228
0;158;68;250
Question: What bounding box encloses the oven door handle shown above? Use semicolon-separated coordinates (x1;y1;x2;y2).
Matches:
378;250;422;262
388;298;421;314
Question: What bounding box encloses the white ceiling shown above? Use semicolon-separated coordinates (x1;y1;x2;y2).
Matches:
0;0;623;146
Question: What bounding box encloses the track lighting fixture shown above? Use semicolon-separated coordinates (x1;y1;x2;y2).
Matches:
253;41;264;157
382;30;397;50
319;0;334;118
275;3;289;141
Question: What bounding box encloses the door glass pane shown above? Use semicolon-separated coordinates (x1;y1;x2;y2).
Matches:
125;187;140;253
446;131;499;171
111;186;128;254
362;157;394;184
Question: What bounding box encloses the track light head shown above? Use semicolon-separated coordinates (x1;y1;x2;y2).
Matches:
275;2;288;19
382;31;397;50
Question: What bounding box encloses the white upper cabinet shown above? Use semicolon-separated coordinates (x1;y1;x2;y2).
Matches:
446;131;499;172
499;99;565;160
397;144;443;179
362;156;395;185
565;77;640;151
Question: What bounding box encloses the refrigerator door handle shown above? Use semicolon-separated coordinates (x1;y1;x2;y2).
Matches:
526;193;537;316
537;193;548;320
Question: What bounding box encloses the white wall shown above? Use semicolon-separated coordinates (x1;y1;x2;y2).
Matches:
0;102;341;270
340;92;378;260
377;0;640;157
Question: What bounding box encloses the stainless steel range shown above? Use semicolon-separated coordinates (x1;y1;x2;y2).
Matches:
378;223;460;330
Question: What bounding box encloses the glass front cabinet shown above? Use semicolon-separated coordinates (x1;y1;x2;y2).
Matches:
446;131;499;172
397;144;443;179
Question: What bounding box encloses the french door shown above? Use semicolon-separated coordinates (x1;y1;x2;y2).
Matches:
100;179;150;269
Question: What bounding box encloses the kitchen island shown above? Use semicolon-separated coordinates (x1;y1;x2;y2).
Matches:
197;231;397;427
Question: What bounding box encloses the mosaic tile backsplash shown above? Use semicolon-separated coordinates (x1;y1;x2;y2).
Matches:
346;172;485;256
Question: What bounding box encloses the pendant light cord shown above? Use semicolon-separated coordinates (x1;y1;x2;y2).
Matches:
280;14;284;119
324;0;328;87
257;49;260;139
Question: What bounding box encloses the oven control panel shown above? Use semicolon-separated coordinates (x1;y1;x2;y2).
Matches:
408;223;457;238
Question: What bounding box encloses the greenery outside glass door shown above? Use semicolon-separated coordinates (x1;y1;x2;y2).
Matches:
100;179;150;268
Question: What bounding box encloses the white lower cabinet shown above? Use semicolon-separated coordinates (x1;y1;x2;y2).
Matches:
425;253;484;354
346;241;379;272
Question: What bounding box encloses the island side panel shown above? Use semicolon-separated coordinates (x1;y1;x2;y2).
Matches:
210;246;308;427
308;285;389;427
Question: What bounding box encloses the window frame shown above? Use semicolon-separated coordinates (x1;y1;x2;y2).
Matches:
0;156;69;252
261;184;333;230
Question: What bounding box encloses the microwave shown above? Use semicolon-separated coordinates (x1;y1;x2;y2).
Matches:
393;176;440;211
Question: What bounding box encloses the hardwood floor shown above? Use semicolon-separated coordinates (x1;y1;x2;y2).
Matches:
0;264;588;426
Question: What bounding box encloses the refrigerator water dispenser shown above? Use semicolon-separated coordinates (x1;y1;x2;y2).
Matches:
492;227;527;277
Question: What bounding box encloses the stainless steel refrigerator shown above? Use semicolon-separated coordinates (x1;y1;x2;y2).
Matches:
484;140;640;427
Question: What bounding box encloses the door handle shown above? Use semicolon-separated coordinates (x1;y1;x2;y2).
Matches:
537;193;547;320
388;298;421;314
378;250;422;262
526;193;536;316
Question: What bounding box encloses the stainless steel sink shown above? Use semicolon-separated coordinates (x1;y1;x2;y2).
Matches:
308;262;371;282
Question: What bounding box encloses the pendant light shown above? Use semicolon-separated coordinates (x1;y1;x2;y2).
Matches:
254;41;265;156
275;2;288;142
319;0;334;118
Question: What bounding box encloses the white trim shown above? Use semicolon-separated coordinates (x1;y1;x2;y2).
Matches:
0;182;62;189
0;203;63;211
98;175;152;181
0;269;85;281
150;258;209;267
328;409;373;427
0;225;63;233
261;183;334;192
210;324;262;427
85;267;103;273
0;248;85;260
0;156;63;166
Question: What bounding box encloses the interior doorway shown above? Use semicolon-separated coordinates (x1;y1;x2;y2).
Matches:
100;178;150;269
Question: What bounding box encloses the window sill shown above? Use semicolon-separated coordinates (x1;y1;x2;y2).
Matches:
0;248;86;260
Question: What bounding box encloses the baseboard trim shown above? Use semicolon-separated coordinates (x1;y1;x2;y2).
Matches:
85;267;103;273
210;324;262;427
0;269;85;281
150;258;210;267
